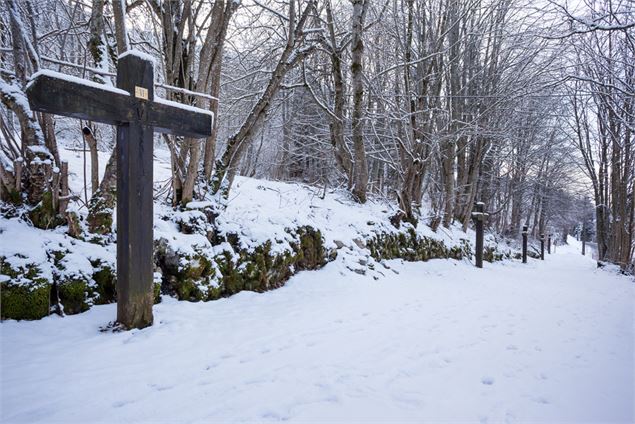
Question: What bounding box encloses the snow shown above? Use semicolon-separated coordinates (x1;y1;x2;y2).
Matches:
0;78;31;113
118;50;156;66
27;70;129;96
218;177;471;255
0;216;114;284
0;143;478;293
1;240;633;423
155;97;214;118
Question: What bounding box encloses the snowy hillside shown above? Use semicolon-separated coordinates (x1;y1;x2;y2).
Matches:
2;145;498;321
2;239;633;423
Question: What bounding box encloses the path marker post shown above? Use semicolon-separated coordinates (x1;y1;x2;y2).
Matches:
26;52;213;329
522;225;528;264
540;234;545;260
547;234;552;254
582;240;586;256
471;202;488;269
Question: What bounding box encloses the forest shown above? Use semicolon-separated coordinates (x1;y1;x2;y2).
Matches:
0;0;633;272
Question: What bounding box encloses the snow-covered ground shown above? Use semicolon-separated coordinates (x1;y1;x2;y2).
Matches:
1;239;633;423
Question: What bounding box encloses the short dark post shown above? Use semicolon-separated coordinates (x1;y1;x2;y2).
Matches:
540;234;545;260
522;225;528;264
472;202;486;268
547;234;552;254
116;54;155;329
582;240;586;256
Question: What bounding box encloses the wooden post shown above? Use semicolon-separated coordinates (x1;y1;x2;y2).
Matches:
51;166;60;212
547;234;552;254
582;240;586;256
522;225;528;264
116;53;155;329
14;157;23;192
82;126;99;194
540;234;545;260
59;161;69;214
472;202;486;269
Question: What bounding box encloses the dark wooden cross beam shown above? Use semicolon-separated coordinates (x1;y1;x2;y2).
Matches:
26;52;213;329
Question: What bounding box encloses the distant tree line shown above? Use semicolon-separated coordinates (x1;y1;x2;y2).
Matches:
0;0;632;271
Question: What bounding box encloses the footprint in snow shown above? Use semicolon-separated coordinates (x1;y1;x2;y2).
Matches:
150;384;173;392
481;377;495;385
533;396;550;404
506;344;518;351
112;399;136;408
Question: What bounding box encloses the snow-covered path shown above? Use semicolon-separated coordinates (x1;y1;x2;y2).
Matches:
1;241;633;423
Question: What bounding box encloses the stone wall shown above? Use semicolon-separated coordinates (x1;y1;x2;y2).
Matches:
1;223;516;321
155;226;327;302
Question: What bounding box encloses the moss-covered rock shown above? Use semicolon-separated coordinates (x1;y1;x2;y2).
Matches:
155;225;327;303
483;246;511;263
57;279;90;315
0;280;51;320
86;194;114;235
4;187;22;206
92;262;116;305
0;261;51;320
293;227;326;270
367;229;472;263
154;282;162;304
29;191;65;230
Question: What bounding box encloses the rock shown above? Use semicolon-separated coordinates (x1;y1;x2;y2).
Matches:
353;238;366;249
155;225;327;304
29;191;66;230
1;280;51;320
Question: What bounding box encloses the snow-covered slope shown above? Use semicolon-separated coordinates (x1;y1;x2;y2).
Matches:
1;239;632;423
2;146;479;319
55;144;472;254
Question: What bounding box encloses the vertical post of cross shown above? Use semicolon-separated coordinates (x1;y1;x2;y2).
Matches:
540;234;545;260
472;202;485;269
522;225;528;264
116;53;155;329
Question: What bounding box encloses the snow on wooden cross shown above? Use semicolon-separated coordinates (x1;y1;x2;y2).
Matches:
26;51;213;329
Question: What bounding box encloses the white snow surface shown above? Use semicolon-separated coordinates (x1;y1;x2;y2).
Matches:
118;49;157;66
216;177;470;254
155;97;214;118
27;70;129;96
2;240;633;423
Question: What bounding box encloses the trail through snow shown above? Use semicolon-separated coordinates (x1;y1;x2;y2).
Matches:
1;240;633;423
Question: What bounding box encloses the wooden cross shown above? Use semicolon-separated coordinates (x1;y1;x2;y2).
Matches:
26;52;213;329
